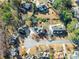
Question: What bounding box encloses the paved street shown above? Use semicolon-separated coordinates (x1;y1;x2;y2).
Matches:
24;36;73;49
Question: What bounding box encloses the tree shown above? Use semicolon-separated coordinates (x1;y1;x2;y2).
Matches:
52;0;72;10
32;3;36;16
60;9;72;26
2;12;12;23
74;29;79;36
12;0;21;8
2;3;11;12
1;3;12;24
52;0;62;10
62;0;72;9
67;18;78;32
70;33;79;46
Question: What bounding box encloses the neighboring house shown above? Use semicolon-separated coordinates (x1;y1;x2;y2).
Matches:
21;3;32;11
8;35;19;47
18;25;30;37
72;7;79;19
37;4;49;14
19;3;32;14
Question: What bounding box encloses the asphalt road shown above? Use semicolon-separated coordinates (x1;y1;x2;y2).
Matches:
24;36;73;49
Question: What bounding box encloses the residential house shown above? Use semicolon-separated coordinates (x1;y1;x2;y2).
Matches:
18;25;30;37
49;24;67;37
8;35;19;47
37;4;49;14
19;3;32;14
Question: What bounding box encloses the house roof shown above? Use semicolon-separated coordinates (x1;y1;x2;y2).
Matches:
37;4;48;13
51;26;67;36
21;3;31;10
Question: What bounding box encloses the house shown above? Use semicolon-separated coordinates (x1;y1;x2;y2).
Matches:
21;3;32;11
8;35;19;47
19;3;32;14
72;7;79;19
37;4;49;14
49;24;67;37
18;25;30;37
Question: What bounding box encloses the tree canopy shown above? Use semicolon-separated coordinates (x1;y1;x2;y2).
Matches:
67;18;78;32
